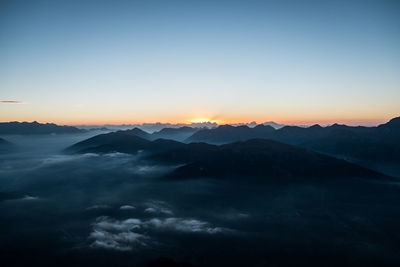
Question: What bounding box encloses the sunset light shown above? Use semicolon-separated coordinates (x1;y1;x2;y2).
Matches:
0;1;399;265
188;118;220;124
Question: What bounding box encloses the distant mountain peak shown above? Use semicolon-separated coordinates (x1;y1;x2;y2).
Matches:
156;126;195;133
385;116;400;127
123;127;150;138
254;124;275;130
262;121;286;129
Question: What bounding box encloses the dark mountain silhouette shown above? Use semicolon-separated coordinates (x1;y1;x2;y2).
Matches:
68;131;388;180
79;126;198;142
186;124;275;144
150;126;199;141
150;139;388;180
65;130;183;154
149;142;219;163
380;116;400;129
186;116;400;164
0;121;84;135
299;118;400;163
67;116;400;174
262;121;286;129
186;123;378;145
66;132;150;154
122;127;151;139
87;127;113;132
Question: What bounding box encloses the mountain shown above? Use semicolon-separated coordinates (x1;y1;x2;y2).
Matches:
66;131;150;154
148;142;219;163
302;119;400;163
262;121;286;129
67;131;388;180
74;126;198;143
65;130;183;154
0;121;84;135
80;122;217;133
122;127;151;139
186;116;400;164
377;116;400;135
186;123;369;145
150;126;199;141
149;139;388;180
186;124;275;144
67;116;400;168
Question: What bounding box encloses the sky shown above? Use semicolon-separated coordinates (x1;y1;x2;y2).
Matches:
0;0;399;126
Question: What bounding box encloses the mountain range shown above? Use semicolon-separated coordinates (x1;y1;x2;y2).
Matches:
150;139;387;180
66;131;390;180
3;117;400;179
77;122;218;133
186;117;400;164
0;121;85;135
118;126;200;141
149;126;199;141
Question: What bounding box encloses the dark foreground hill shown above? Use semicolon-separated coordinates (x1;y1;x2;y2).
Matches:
0;121;85;135
67;131;389;180
186;116;400;164
65;126;202;153
149;139;388;180
65;130;184;154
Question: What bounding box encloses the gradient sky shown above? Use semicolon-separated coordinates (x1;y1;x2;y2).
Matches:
1;0;399;125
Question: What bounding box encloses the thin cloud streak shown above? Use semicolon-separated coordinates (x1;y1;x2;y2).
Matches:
0;100;25;104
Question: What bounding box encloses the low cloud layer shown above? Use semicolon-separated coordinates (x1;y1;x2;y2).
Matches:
146;217;227;234
21;195;39;201
1;133;399;266
89;215;230;251
86;204;111;210
144;200;174;215
120;205;136;210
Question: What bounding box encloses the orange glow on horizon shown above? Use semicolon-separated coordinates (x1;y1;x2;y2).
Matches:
56;115;395;127
188;117;223;124
1;109;397;127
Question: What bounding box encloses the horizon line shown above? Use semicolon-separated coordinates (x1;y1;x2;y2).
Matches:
1;116;398;128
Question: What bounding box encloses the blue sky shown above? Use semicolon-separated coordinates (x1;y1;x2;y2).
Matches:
1;0;399;125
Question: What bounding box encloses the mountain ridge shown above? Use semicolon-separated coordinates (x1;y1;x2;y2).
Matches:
185;116;400;164
66;132;392;180
0;121;85;135
150;139;390;180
